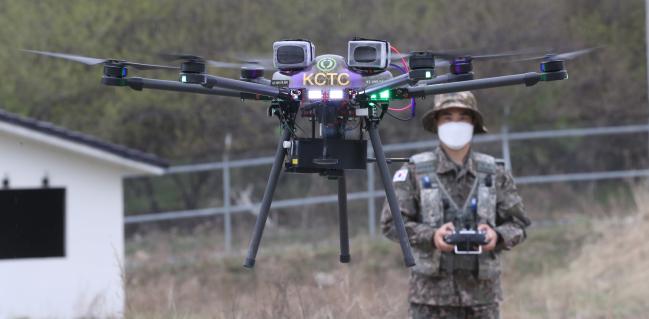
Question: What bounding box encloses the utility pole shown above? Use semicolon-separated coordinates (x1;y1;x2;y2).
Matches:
223;133;232;252
646;0;649;162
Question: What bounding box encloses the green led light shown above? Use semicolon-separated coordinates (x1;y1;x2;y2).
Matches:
425;71;432;79
379;89;390;100
370;94;378;100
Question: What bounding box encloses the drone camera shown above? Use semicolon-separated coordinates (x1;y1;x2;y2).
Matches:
347;39;391;70
273;40;315;70
408;51;436;81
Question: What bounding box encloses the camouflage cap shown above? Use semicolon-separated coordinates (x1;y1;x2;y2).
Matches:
421;91;487;134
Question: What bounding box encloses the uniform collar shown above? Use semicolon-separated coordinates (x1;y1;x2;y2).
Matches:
435;146;477;177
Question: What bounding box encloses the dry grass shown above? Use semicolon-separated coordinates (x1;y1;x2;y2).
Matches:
125;184;649;318
503;184;649;319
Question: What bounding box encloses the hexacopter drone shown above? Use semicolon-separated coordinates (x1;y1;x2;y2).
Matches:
25;38;590;268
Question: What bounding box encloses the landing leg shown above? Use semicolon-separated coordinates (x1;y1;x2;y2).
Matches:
367;122;416;267
337;171;350;263
243;129;290;268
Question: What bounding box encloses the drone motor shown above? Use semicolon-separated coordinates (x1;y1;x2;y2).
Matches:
240;65;265;80
179;58;207;85
101;63;128;86
408;51;436;81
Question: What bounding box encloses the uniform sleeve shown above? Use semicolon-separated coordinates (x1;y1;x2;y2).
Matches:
380;163;437;250
494;166;532;250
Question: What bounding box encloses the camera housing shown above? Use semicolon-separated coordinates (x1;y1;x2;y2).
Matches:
273;40;316;70
347;39;391;70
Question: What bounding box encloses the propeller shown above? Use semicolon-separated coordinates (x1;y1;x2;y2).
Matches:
159;52;274;70
392;48;545;67
511;47;600;62
23;49;178;70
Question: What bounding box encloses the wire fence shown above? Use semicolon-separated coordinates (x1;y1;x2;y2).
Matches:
126;123;649;251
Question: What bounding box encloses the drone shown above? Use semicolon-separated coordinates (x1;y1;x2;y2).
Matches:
24;38;592;268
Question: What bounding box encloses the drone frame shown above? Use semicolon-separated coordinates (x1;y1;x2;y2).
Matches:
26;49;569;268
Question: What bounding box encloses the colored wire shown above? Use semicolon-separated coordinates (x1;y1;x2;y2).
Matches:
390;46;410;72
385;110;413;121
387;62;417;114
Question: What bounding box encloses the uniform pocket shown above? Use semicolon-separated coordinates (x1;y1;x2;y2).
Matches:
420;187;443;227
477;185;497;226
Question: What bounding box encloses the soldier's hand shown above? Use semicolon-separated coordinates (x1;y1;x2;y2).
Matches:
434;222;455;252
478;224;497;252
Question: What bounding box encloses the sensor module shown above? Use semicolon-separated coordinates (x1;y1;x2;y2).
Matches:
273;40;316;70
347;39;391;70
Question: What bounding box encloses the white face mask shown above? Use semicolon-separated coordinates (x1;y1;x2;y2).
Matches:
438;122;474;150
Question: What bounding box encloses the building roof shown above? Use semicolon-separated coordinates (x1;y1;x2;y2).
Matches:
0;108;168;172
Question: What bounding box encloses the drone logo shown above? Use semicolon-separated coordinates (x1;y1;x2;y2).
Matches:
317;57;337;72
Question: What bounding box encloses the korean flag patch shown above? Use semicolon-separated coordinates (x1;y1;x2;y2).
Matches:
393;169;409;182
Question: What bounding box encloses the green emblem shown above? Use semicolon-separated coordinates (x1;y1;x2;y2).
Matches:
316;57;337;72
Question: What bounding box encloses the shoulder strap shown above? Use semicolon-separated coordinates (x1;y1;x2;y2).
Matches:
409;151;437;175
473;152;497;175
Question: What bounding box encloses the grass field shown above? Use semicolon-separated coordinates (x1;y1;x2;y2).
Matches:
124;185;649;318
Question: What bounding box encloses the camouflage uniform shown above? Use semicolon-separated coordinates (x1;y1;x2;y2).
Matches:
381;92;530;319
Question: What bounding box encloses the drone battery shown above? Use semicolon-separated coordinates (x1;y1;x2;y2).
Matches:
347;40;391;70
285;138;367;173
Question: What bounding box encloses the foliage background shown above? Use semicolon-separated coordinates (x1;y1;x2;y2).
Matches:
0;0;646;215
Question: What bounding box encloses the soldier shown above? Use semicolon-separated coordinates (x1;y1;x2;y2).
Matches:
381;91;531;319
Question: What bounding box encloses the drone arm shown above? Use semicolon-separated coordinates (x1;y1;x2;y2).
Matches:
364;74;414;95
418;72;474;85
407;72;547;97
205;75;288;99
126;77;243;97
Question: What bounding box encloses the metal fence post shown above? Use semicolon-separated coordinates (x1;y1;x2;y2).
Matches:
502;105;512;170
223;133;232;252
367;149;376;237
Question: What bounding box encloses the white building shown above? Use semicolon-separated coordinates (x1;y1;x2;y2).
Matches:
0;109;166;318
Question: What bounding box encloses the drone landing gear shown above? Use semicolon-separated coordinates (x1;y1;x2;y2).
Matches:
243;125;416;268
367;122;416;267
337;172;350;263
244;129;290;268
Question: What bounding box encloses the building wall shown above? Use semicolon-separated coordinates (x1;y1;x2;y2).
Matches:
0;131;130;318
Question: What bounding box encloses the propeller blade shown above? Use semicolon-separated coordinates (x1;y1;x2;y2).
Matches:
510;47;600;62
25;49;178;70
123;61;178;70
553;47;600;60
158;53;205;62
23;49;106;65
206;59;273;70
392;48;547;63
206;60;246;69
